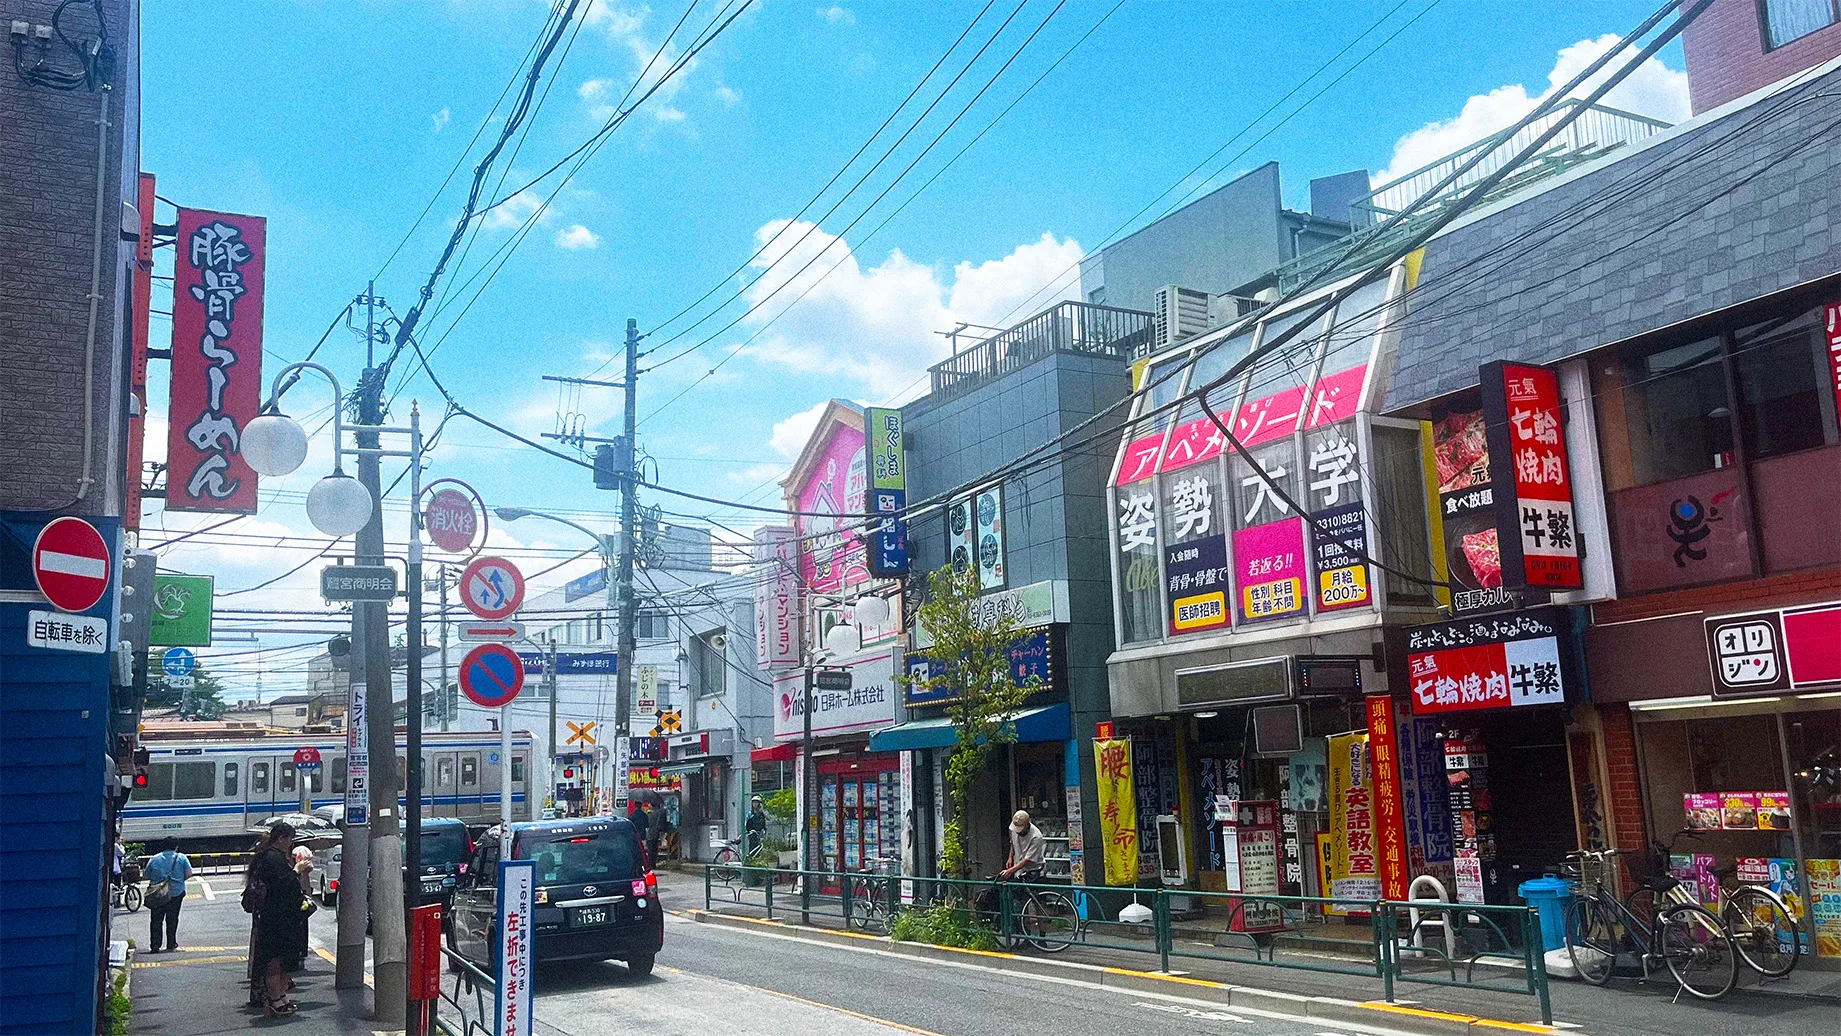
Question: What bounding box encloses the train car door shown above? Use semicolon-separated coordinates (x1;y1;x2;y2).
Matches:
247;756;277;823
459;752;483;819
431;751;458;819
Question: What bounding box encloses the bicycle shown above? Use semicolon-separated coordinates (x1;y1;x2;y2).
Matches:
847;857;899;935
1564;848;1737;1001
710;839;747;885
110;878;142;913
1624;829;1801;978
976;874;1081;953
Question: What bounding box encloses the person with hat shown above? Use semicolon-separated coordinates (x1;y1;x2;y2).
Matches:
1000;810;1045;881
744;795;768;861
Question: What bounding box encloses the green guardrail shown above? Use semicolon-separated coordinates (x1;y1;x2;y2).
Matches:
702;865;1551;1025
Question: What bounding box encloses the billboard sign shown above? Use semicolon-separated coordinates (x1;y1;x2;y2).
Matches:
149;574;214;647
866;407;908;578
753;526;800;669
167;209;266;513
1480;361;1582;590
1405;608;1571;715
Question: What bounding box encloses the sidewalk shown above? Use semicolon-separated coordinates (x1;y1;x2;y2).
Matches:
664;870;1839;1036
127;891;375;1035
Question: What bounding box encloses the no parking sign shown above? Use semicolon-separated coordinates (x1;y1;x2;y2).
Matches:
459;643;524;709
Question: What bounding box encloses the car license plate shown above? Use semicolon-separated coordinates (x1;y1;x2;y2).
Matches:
571;905;609;927
422;880;444;895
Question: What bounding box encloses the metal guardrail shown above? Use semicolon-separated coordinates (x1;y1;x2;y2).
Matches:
927;301;1153;401
434;945;495;1036
703;865;1551;1025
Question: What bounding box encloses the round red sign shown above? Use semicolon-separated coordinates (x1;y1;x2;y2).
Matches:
33;516;111;613
424;488;480;554
293;747;321;765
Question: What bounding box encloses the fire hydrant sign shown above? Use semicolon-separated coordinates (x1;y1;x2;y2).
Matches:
495;859;536;1036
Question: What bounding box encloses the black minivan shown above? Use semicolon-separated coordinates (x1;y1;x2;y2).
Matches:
449;817;662;976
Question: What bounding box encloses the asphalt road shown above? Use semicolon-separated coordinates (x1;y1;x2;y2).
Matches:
525;909;1399;1036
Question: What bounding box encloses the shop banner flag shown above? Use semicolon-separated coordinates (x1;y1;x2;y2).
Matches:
1364;697;1411;901
1326;730;1378;912
1094;738;1139;886
167;208;266;513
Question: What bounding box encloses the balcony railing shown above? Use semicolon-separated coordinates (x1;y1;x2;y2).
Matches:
928;301;1153;401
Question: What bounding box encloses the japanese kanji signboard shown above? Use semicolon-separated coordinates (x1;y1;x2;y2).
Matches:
1480;361;1581;590
1704;600;1841;696
1093;737;1138;886
1405;608;1571;714
167;209;265;514
1364;697;1410;901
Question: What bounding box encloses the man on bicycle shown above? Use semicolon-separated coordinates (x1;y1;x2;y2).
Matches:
744;795;767;859
1001;810;1045;881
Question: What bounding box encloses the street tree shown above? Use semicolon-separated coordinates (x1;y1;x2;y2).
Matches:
899;564;1039;882
142;658;227;719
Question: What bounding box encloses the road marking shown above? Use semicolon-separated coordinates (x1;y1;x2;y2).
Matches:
1133;1001;1249;1022
312;946;375;985
132;954;247;968
193;876;216;902
751;986;948;1035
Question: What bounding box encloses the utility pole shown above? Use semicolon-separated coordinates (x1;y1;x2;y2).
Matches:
545;635;558;814
356;283;406;1027
335;294;373;994
403;403;425;1036
614;318;639;791
436;566;451;731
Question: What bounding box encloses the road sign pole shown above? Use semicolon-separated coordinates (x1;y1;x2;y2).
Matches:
501;706;513;828
405;404;425;1036
546;638;557;811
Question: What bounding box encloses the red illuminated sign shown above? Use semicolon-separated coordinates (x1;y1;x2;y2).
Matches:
166;208;266;513
1480;361;1581;590
1364;697;1410;901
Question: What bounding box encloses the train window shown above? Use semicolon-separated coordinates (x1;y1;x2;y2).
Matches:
223;762;239;797
252;762;270;795
307;768;324;793
174;762;216;800
280;763;297;794
332;756;346;794
436;758;454;788
461;757;478;787
140;762;176;800
511;755;525;784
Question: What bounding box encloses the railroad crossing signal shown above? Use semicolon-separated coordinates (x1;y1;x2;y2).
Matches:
649;709;682;736
565;720;597;747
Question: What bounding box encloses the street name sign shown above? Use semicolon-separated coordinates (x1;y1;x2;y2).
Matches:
320;565;399;602
815;669;853;691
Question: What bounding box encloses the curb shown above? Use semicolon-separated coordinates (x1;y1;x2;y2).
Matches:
684;908;1563;1035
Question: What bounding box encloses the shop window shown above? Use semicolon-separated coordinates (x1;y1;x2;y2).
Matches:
173;762;216;801
1732;308;1840;460
1371;424;1437;605
1599;335;1733;491
1229;439;1298;530
1762;0;1840;48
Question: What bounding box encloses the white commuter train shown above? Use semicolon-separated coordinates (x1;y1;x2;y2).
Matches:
122;727;534;848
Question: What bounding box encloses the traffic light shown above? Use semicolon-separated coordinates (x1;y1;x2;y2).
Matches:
132;746;149;790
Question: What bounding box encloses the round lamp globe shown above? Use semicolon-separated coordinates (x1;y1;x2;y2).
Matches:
306;474;374;537
239;414;310;476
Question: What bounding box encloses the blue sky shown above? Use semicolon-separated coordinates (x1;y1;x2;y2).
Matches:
138;1;1689;694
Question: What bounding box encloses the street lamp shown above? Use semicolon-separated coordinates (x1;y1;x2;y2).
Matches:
239;361;374;537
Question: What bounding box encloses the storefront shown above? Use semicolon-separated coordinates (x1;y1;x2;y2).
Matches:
774;650;903;875
1592;598;1841;964
666;729;735;863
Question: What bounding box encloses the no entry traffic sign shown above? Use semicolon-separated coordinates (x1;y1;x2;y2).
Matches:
424;487;481;554
460;556;524;621
459;643;525;709
33;517;111;613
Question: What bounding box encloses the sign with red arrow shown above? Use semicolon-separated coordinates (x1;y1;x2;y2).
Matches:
33;517;111;613
458;620;527;643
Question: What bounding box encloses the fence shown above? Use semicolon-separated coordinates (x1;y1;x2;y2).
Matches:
703;865;1551;1025
926;301;1153;401
433;946;495;1036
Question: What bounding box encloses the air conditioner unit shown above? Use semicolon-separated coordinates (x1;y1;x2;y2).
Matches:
1153;285;1212;351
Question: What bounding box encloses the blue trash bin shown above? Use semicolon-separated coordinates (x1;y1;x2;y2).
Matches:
1519;875;1574;952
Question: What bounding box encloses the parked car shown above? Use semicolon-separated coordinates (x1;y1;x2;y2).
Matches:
309;817;475;913
449;817;661;976
249;812;339;842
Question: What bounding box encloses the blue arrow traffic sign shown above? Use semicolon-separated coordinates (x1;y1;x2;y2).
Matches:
459;642;525;709
162;647;197;678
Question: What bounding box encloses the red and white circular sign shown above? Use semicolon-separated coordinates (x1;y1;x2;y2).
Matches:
424;488;481;554
33;517;111;613
293;747;321;765
459;556;525;621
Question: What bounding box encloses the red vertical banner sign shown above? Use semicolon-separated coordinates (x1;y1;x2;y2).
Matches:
1480;361;1581;590
1824;303;1841;425
125;173;156;531
166;208;265;513
1365;695;1410;901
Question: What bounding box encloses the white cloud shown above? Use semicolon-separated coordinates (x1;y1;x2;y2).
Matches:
432;107;451;133
770;401;830;459
712;84;740;105
737;221;1084;398
581;1;705;124
1376;34;1691;188
480;191;548;231
554;224;602;250
652;105;687;124
817;6;854;25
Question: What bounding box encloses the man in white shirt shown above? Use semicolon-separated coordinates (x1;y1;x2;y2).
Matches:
1001;810;1045;880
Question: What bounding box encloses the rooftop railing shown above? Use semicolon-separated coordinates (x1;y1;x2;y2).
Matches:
927;301;1153;401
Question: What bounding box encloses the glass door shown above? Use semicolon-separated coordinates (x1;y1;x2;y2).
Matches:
1783;708;1841;960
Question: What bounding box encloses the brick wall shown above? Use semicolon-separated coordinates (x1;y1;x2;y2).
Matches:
0;0;138;516
1599;705;1647;850
1685;0;1841;114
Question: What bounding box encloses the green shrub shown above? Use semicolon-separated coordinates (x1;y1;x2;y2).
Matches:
105;965;130;1035
888;904;997;951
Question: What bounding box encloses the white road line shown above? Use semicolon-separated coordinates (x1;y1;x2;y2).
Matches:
685;921;1397;1033
193;876;216;902
1132;1000;1250;1023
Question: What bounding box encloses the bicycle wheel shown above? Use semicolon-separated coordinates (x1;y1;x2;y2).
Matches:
1723;887;1799;977
123;884;142;913
1660;903;1737;1000
710;847;741;885
1565;897;1617;985
1022;891;1080;953
1623;886;1657;931
848;880;887;934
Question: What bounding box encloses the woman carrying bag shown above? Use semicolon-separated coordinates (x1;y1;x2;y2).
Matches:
243;823;309;1017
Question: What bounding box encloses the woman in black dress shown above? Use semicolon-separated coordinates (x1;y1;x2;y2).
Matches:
247;823;307;1016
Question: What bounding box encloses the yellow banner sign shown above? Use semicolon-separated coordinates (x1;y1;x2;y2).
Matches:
1094;738;1139;886
1326;730;1378;913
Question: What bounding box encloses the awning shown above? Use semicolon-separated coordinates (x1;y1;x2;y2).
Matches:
657;761;706;777
868;702;1070;753
750;742;797;764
